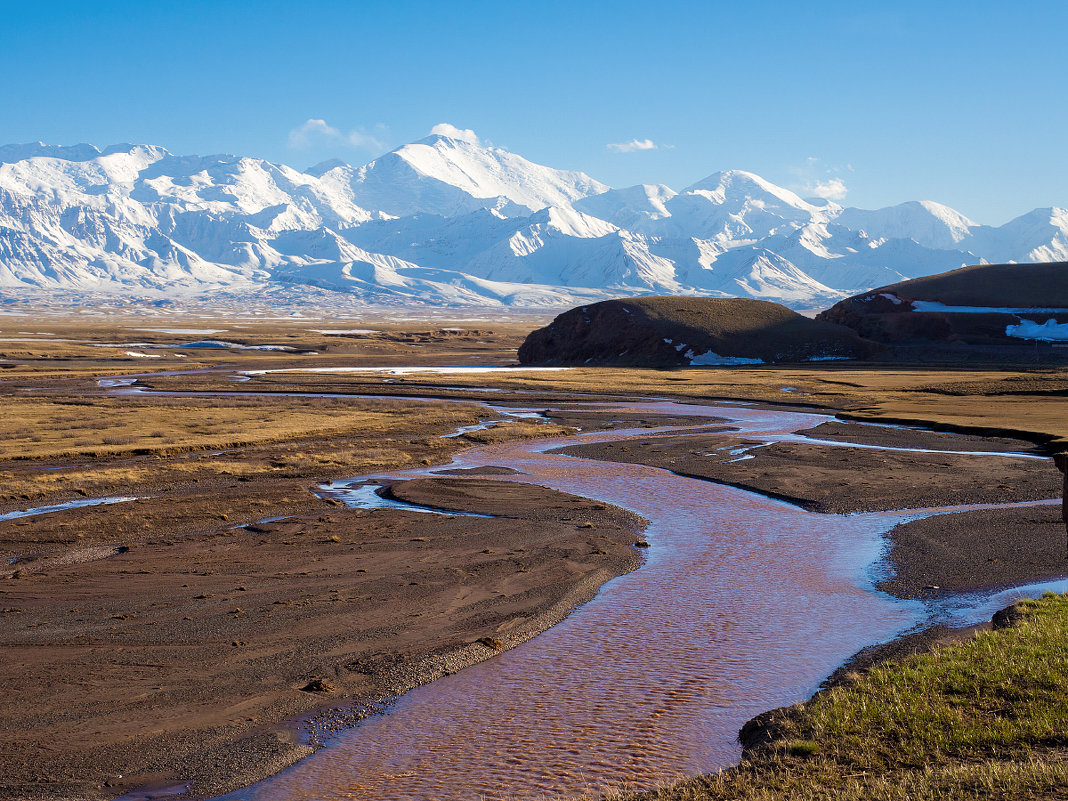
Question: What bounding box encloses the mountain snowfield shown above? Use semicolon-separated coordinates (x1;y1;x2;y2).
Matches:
1;127;1066;309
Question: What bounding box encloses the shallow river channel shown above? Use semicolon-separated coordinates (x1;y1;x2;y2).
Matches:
187;398;1060;801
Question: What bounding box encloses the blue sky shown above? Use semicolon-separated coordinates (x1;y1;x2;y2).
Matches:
3;0;1066;224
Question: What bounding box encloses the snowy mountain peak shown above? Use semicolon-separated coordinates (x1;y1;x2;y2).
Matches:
0;142;105;163
305;157;349;177
0;141;172;165
318;127;609;219
528;205;619;238
573;184;677;230
834;200;978;250
685;169;834;215
915;199;978;229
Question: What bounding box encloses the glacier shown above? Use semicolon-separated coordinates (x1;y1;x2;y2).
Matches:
1;128;1066;310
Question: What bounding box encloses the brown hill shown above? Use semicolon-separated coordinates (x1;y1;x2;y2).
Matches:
818;261;1068;347
518;297;878;367
876;261;1068;307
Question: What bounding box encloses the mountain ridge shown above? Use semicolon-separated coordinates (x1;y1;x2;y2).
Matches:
1;128;1065;309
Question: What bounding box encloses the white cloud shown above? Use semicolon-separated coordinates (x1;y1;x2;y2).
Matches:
809;177;848;201
607;138;658;153
790;157;849;201
287;119;387;152
429;123;480;144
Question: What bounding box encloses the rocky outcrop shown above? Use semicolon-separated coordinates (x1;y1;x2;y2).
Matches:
517;296;879;367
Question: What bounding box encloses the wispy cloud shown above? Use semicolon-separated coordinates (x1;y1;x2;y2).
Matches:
790;156;850;201
287;119;387;152
607;138;658;153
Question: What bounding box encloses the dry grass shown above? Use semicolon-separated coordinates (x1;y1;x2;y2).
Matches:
0;314;539;378
0;394;486;461
0;395;574;508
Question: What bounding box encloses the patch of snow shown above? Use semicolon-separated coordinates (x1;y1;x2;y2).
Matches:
688;350;764;366
1005;318;1068;341
911;301;1068;314
124;350;162;358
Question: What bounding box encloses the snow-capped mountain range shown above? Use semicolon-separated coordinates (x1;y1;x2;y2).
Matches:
1;127;1065;309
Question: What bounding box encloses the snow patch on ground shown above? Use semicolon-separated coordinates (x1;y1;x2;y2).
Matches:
1005;318;1068;341
911;301;1068;314
686;350;764;366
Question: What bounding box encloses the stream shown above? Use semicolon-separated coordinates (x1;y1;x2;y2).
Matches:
199;398;1063;801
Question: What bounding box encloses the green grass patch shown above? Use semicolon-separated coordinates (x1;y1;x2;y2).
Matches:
609;592;1068;800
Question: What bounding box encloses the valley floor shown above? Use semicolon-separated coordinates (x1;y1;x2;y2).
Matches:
0;315;1066;800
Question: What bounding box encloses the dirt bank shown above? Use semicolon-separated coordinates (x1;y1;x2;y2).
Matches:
0;480;645;801
555;424;1058;514
879;502;1066;599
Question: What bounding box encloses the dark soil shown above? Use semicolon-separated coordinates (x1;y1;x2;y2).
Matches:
879;503;1067;599
801;420;1046;454
556;429;1059;514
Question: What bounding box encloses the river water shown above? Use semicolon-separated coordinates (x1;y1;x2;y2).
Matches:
207;399;1062;801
